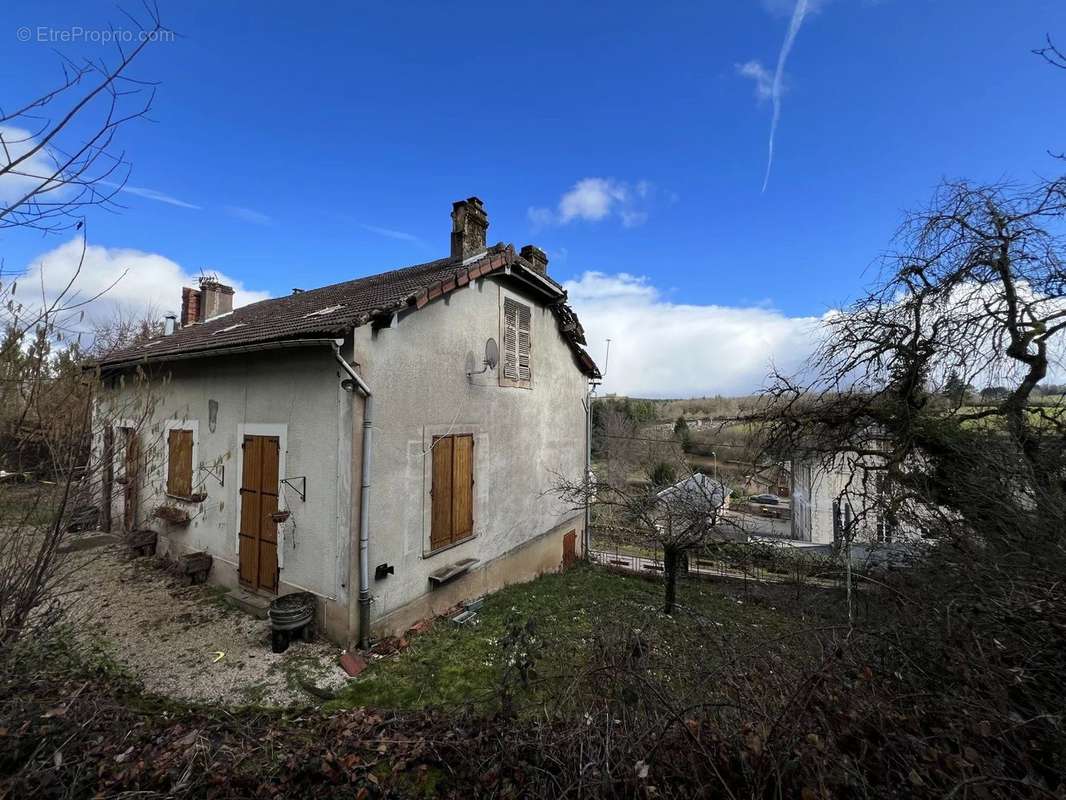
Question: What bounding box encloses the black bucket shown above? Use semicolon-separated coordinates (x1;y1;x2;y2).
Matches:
268;592;315;653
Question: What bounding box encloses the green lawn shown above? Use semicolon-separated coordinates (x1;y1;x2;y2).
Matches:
327;564;799;712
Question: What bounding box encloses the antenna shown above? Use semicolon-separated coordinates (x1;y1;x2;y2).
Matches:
602;338;612;380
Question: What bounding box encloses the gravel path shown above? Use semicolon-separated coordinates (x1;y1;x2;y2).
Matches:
59;545;350;707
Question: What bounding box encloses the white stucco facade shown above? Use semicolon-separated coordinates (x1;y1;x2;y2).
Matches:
95;271;589;646
350;274;588;636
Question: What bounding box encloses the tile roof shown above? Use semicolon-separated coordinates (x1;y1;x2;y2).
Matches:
95;244;599;377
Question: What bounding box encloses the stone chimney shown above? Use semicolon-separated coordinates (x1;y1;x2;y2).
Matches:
180;278;235;326
450;197;489;261
199;277;234;320
520;244;549;275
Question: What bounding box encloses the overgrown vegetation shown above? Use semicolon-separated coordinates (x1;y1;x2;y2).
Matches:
329;565;797;711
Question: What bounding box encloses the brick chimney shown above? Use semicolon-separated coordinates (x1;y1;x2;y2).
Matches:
181;287;201;327
180;278;234;326
450;197;488;261
520;244;549;275
199;277;234;320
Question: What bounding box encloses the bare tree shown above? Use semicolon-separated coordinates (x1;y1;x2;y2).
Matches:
560;450;729;613
0;5;167;649
0;3;165;233
750;178;1066;530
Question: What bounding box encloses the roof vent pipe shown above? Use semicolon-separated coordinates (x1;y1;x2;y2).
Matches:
163;314;177;336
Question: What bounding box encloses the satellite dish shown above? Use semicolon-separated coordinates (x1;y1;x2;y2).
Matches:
484;338;499;370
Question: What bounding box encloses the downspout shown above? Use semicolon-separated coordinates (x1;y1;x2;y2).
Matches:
585;382;593;555
332;342;374;651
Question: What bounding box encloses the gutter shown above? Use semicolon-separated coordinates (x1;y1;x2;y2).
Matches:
330;343;374;651
92;337;347;372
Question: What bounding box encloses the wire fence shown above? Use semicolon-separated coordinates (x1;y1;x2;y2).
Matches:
588;526;861;593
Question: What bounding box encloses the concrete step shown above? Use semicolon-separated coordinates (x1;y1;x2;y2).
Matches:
224;588;271;619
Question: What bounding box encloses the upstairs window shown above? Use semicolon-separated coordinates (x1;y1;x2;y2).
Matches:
500;296;532;388
430;434;474;552
167;428;194;498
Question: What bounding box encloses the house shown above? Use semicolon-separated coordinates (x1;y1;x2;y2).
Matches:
91;197;600;649
790;454;894;545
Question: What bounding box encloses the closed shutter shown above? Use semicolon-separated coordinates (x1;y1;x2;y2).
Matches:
167;429;193;497
451;435;474;540
502;298;519;380
516;302;532;382
430;436;454;551
501;296;532;386
430;434;475;551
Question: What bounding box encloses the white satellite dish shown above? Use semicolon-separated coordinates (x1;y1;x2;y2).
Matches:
484;337;499;370
468;338;499;377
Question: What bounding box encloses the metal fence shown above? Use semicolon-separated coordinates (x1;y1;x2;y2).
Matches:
588;526;859;592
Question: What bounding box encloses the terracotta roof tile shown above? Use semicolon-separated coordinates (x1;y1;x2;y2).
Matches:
96;245;599;378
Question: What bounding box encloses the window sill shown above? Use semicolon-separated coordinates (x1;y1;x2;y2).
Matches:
424;533;475;560
428;558;480;587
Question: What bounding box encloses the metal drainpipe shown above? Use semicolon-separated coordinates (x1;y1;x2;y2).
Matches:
332;343;374;651
584;381;594;555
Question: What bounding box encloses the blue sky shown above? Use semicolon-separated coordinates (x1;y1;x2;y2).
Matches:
3;0;1065;395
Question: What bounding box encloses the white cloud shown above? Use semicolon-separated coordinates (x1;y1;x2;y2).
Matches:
360;223;422;243
117;184;201;210
736;60;774;102
19;238;270;333
565;271;823;397
0;125;64;204
225;205;271;224
528;178;658;229
739;0;817;192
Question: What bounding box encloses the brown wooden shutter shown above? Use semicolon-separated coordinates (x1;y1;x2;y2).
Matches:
502;298;519;380
430;434;475;551
430;436;454;550
451;435;474;540
167;429;193;497
517;302;532;382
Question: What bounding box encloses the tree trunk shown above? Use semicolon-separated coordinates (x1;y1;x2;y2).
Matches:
663;546;679;615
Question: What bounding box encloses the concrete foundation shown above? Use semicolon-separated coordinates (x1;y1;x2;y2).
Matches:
370;515;583;639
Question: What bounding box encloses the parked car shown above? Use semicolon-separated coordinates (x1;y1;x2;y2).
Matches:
750;493;780;505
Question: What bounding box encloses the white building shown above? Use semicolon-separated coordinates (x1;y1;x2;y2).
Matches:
92;197;599;648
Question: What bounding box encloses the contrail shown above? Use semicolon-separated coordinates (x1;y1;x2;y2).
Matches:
762;0;811;192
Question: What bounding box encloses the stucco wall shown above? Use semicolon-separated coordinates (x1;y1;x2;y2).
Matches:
95;348;352;612
350;274;587;629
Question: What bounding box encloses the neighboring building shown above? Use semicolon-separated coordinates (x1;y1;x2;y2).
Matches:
790;454;894;545
92;197;599;648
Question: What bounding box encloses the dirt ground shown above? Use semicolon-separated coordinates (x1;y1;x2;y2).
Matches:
58;544;350;707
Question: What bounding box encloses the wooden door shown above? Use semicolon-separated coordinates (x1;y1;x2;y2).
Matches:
239;435;280;593
121;428;139;533
562;529;577;568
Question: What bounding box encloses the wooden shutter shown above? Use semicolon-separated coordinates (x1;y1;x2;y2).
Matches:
516;302;532;382
430;434;475;551
452;435;474;540
502;297;532;386
430;436;454;550
167;429;193;497
502;298;519;380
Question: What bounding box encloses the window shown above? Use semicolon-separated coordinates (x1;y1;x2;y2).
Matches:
500;295;532;388
430;434;474;552
167;428;194;498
